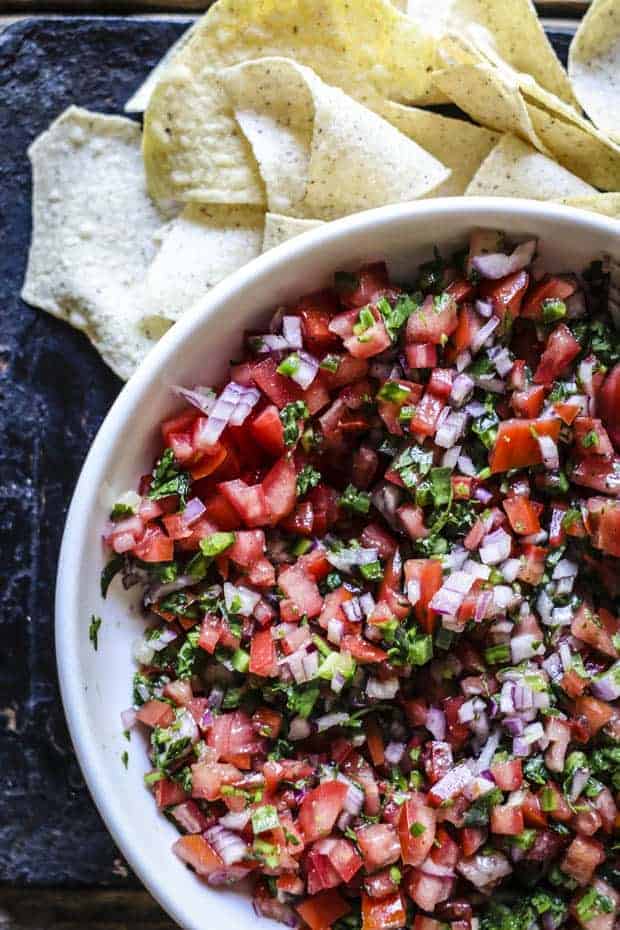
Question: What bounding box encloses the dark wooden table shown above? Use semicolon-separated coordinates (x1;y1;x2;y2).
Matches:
0;5;585;929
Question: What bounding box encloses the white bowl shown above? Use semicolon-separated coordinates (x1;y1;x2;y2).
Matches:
56;198;619;930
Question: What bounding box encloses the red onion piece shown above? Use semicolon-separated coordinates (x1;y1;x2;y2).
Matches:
204;825;248;866
282;315;302;348
289;716;312;740
120;708;137;730
475;299;493;318
479;528;512;565
290;350;319;390
471;239;536;280
450;373;475;407
183;497;206;526
470;316;500;354
426;707;447;740
172;384;216;414
536;433;559;470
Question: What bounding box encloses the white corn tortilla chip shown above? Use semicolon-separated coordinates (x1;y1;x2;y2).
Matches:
125;20;199;113
527;103;620;192
465;134;596;199
558;193;620;220
22;106;166;380
263;214;325;252
142;0;440;206
432;60;545;152
569;0;620;138
144;204;264;323
382;101;498;196
408;0;574;104
221;58;450;221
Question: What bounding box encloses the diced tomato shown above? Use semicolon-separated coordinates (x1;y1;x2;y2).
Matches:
173;834;224;876
252;357;301;408
443;696;470;748
153;778;188;809
574;695;614;735
300;545;332;581
407;871;451;913
198;614;222;654
262;456;297;524
227;530;265;568
249;627;277;677
571;603;619;659
409;391;445;438
282;501;315;536
132;525;174;563
251;707;282;740
263;759;314;794
297;890;350;930
447;278;475;302
490;759;523;791
161;410;197;447
533;324;581;385
406;342;437;369
479;269;529;321
554;401;582;425
202;492;242;530
298;782;348;843
319;837;363;883
163;679;193;707
407;293;458;345
190;761;242;801
298;295;340;350
561;835;605;885
574;417;614;459
399;795;437;866
490;804;524;836
366;717;385;767
428;368;454;399
460;826;486;857
510;384;545;419
278;563;323;619
250;404;286;456
320;354;369;390
344;317;391;359
587;497;620;557
362;892;407;930
571;456;620;496
356;823;401;872
218;479;271;527
404;559;443;633
340;635;387;664
136;700;174;728
502;496;542;535
361;522;397;558
489;417;562;473
599;363;620;451
338;262;390;309
521;274;576;320
397;503;429;539
307;484;340;536
450;304;481;358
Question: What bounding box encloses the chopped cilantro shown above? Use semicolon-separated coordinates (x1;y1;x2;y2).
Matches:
376;294;420;341
111;502;135;520
100;554;124;598
121;750;129;769
463;787;502;826
148;448;191;507
297;464;321;496
523;754;549;786
89;614;102;651
280;401;309;447
176;628;200;679
388;624;432;667
576;888;614;923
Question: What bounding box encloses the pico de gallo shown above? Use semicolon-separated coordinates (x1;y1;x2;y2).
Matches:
102;230;620;930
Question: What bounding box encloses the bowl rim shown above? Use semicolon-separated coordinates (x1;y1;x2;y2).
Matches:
55;196;618;928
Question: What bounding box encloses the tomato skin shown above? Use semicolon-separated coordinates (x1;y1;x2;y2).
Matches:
561;835;605;885
490;759;523;791
587;497;620;557
489;417;562;473
278;563;323;619
356;823;401;872
409;391;445;438
136;700;175;728
571;603;619;658
338;262;390;308
574;417;615;460
404;558;443;633
502;495;542;535
362;892;407;930
533;323;581;385
521;273;576;320
574;695;614;735
173;835;224;876
490;804;524;835
478;269;529;321
218;479;271;527
262;455;297;524
571;456;620;496
297;890;350;930
399;795;437;866
340;635;388;664
510;384;545;419
407;293;458;346
460;826;486;857
599;363;620;451
132;525;174;563
249;627;277;677
250;404;286;456
298;782;348;843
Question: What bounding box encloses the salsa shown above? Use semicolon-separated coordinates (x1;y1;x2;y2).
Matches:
102;230;620;930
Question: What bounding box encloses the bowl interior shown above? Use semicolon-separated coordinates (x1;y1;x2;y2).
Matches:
56;199;619;930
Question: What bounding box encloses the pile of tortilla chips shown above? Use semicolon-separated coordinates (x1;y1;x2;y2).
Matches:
22;0;620;379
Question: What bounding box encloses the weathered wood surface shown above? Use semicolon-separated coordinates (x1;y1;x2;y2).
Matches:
0;889;176;929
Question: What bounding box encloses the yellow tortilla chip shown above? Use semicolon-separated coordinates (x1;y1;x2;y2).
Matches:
221;58;450;220
465;134;596;199
22;106;166;380
263;214;325;251
144;204;264;324
527;103;620;192
432;60;545;152
558;193;620;220
382;101;498;196
142;0;439;206
568;0;620;138
408;0;575;104
125;21;199;114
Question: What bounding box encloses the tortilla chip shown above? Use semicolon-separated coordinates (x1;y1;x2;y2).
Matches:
558;193;620;220
144;204;264;323
408;0;575;104
465;134;596;199
142;0;439;206
263;214;325;252
527;102;620;192
125;20;199;113
221;58;450;220
432;60;545;152
382;101;498;196
568;0;620;138
22;106;166;380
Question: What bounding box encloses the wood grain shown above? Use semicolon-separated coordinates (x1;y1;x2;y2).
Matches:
0;0;590;12
0;889;176;930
